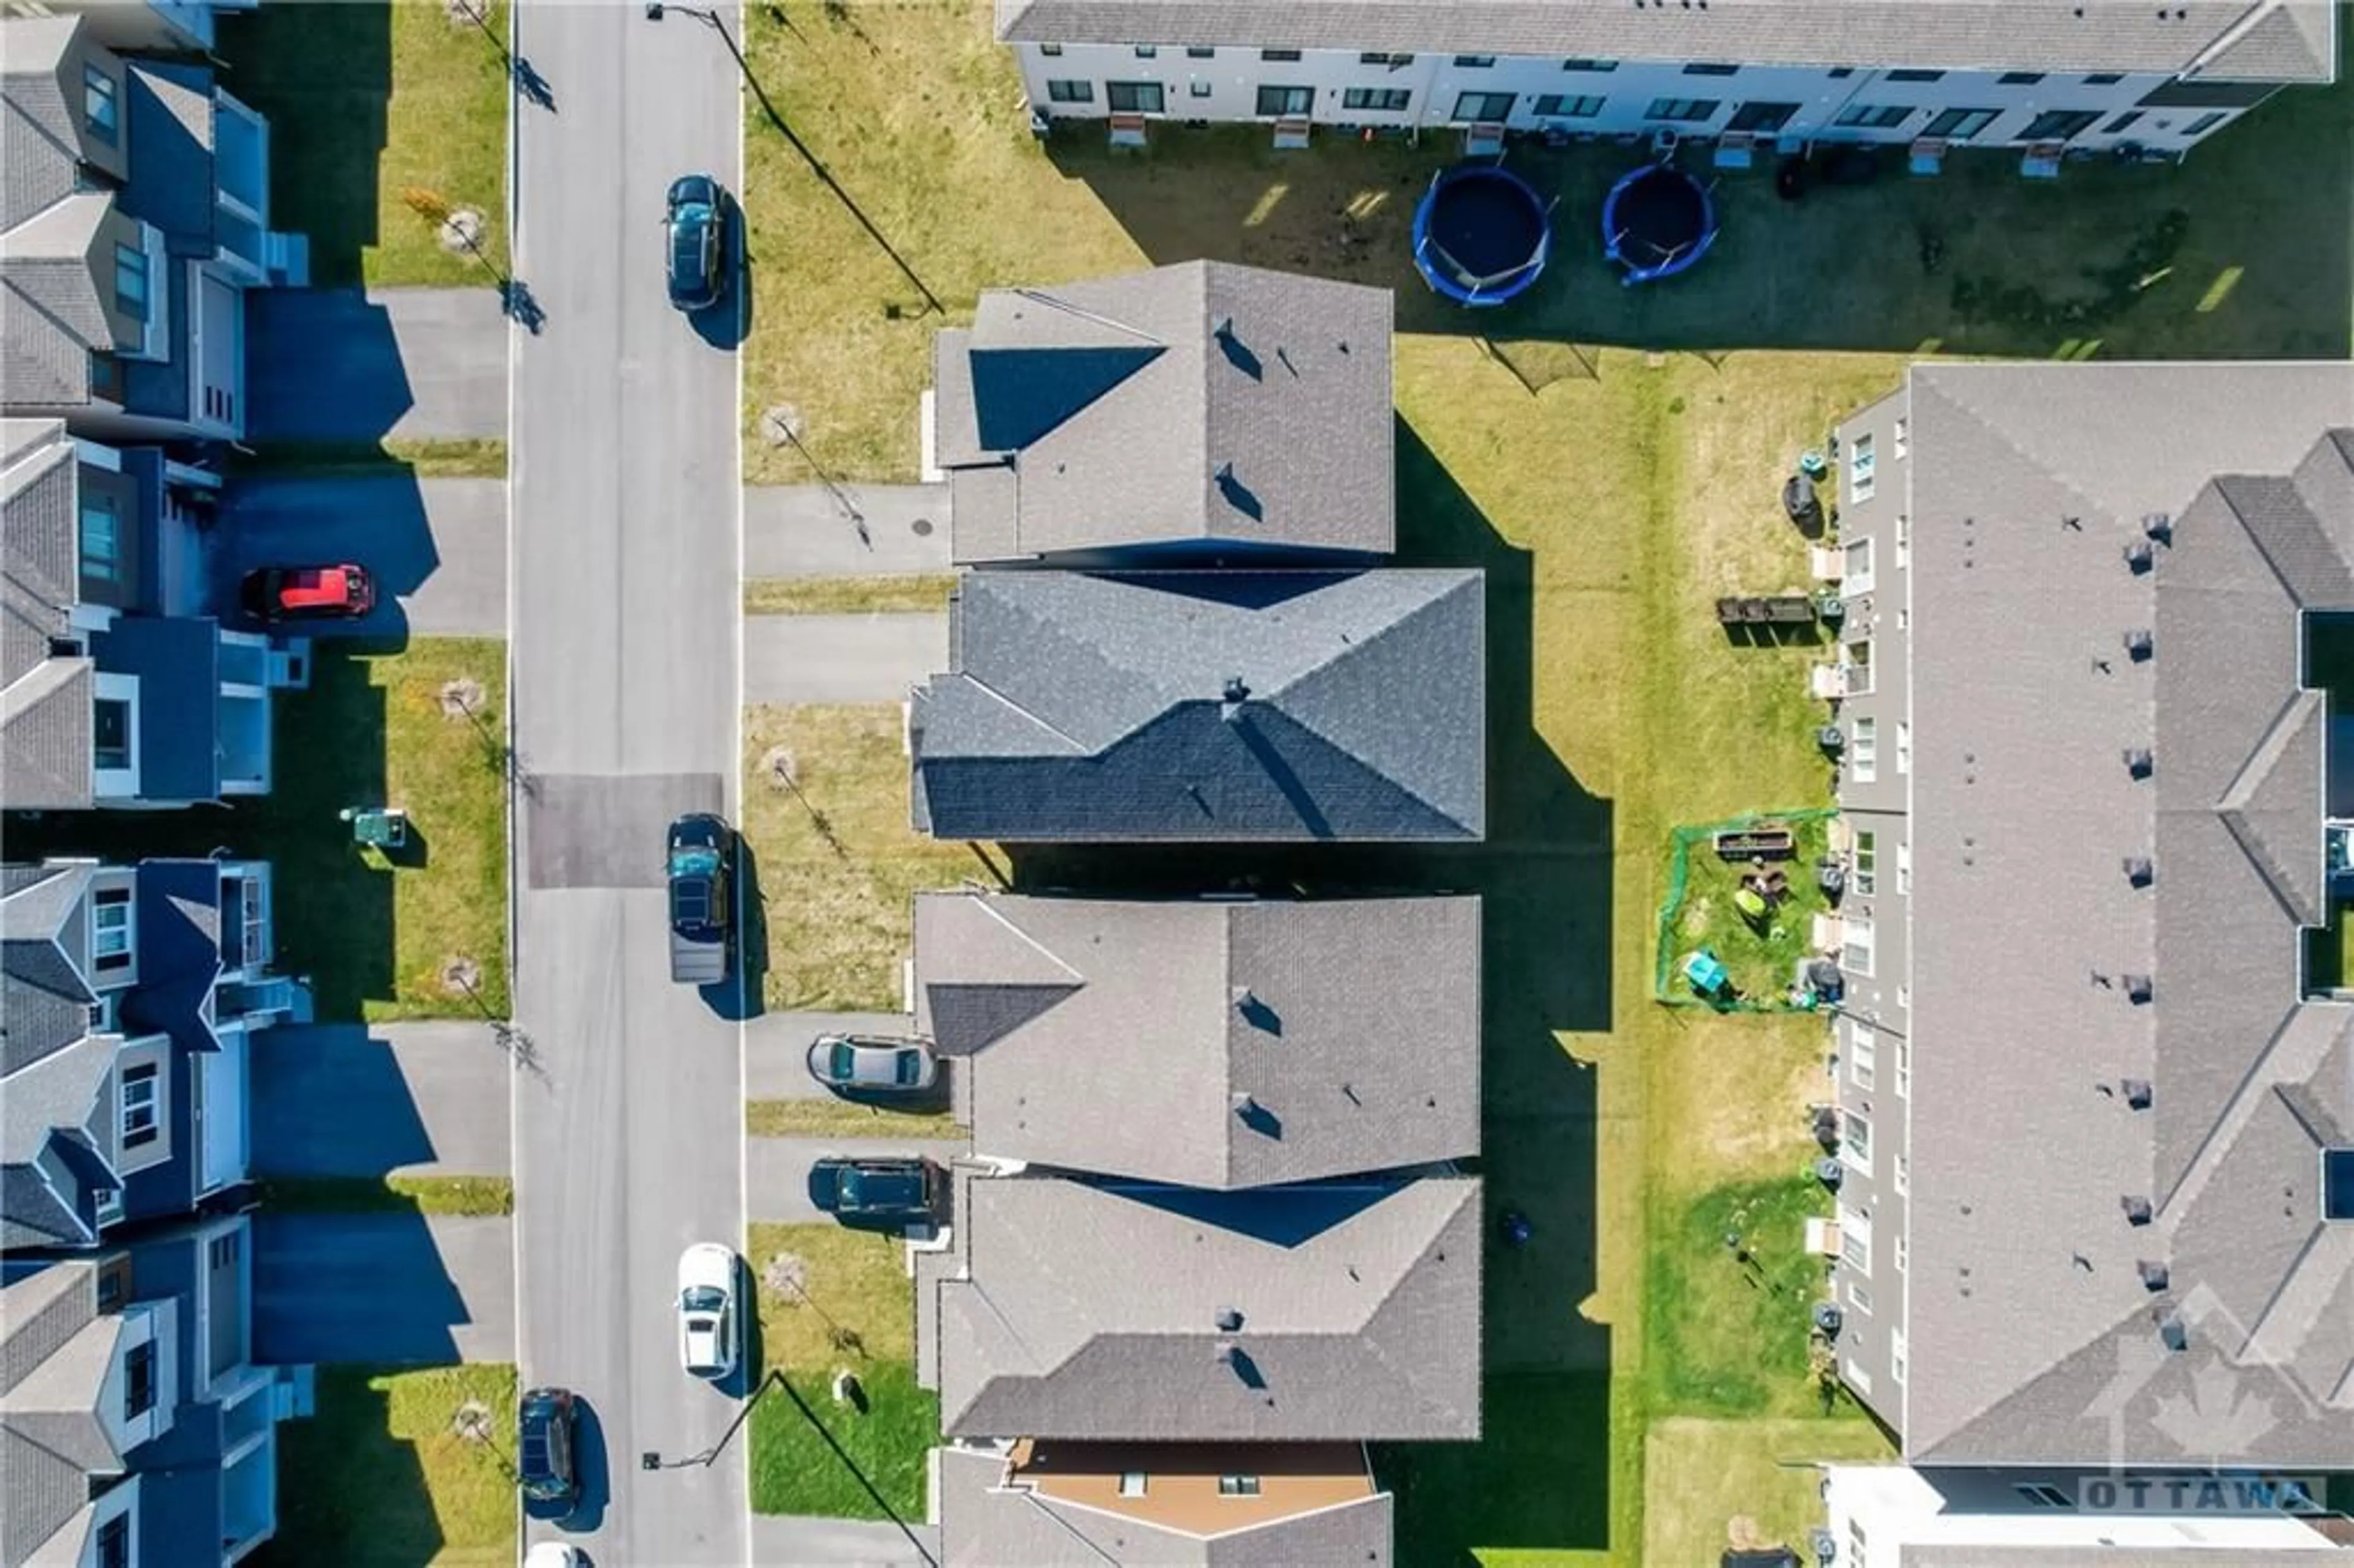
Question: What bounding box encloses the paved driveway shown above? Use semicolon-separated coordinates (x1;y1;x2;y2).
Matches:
744;485;951;577
746;1013;916;1100
253;1212;514;1364
744;614;947;704
247;287;508;443
216;474;506;639
748;1136;969;1224
251;1022;511;1179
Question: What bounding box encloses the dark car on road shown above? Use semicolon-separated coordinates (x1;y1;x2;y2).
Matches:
664;173;728;312
517;1386;578;1513
666;812;733;985
240;564;375;623
808;1155;941;1225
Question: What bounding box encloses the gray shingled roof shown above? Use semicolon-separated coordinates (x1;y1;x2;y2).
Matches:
0;1260;124;1564
3;422;96;809
913;891;1480;1187
937;262;1394;564
995;0;2336;82
937;1444;1395;1566
930;1174;1481;1441
1896;362;2354;1467
912;570;1485;842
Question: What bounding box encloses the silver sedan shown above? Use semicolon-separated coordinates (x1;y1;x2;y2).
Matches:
805;1034;939;1097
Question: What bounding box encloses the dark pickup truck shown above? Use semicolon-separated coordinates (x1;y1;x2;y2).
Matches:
807;1156;941;1225
666;813;733;986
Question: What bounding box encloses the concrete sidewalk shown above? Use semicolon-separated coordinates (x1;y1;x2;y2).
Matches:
744;613;947;704
251;1022;512;1179
745;484;951;577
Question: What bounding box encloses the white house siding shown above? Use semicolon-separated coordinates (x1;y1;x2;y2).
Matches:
1014;45;2258;153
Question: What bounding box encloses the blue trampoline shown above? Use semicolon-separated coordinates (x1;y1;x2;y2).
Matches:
1602;162;1718;285
1412;164;1554;308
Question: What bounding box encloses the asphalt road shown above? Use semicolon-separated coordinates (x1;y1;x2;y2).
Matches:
509;7;747;1564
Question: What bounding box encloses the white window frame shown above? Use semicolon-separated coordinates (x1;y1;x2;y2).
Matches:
1848;430;1877;504
1895;1037;1910;1098
1851;717;1878;784
1842;1109;1872;1174
120;1062;159;1148
1842;638;1873;696
1840;1206;1872;1272
91;889;134;970
1895;719;1911;775
1844;535;1875;595
1842;912;1874;976
1894;1230;1908;1273
1894;1151;1908;1194
1890;1326;1907;1385
1848;1017;1876;1089
1895;841;1911;894
1853;829;1877;894
1894;511;1910;567
1119;1472;1148;1497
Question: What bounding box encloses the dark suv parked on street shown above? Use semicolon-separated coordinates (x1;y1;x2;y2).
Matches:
517;1386;578;1513
664;173;728;312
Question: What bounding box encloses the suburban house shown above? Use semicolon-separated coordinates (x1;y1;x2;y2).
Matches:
1816;363;2354;1547
916;1171;1482;1443
0;0;254;56
2;858;304;1254
937;1439;1395;1566
997;0;2334;162
0;1216;307;1567
912;889;1480;1187
1;10;300;445
929;261;1394;566
908;568;1486;842
2;419;300;809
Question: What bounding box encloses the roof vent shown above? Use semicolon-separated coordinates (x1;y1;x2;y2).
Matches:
2124;747;2154;780
2155;1309;2188;1352
2122;1194;2154;1226
2123;628;2154;662
2122;856;2154;888
2143;512;2173;544
1215;1339;1238;1364
1231;1092;1257;1117
2137;1260;2170;1292
2122;1078;2154;1109
1215;1306;1244;1332
2123;973;2154;1005
1213;315;1234;340
1222;674;1249;705
2124;539;2155;574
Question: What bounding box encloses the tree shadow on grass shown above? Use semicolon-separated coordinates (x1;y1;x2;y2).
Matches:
1006;417;1617;1559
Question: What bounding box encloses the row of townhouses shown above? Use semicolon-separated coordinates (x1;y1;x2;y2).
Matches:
998;0;2335;162
4;5;319;1565
1818;363;2354;1559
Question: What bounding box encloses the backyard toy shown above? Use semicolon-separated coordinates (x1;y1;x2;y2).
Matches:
1601;161;1719;284
1683;948;1733;1001
1734;887;1770;925
340;805;408;850
1412;163;1556;306
1498;1209;1533;1248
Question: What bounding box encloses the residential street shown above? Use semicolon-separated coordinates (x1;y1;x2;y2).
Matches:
508;6;747;1565
744;612;947;704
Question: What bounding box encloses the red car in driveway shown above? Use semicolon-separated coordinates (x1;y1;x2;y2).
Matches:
240;565;376;622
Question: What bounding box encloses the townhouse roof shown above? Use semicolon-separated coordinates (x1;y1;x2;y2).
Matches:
0;1260;124;1563
86;617;221;804
937;1444;1395;1566
121;860;223;1055
912;891;1480;1186
1893;361;2354;1467
124;62;216;255
994;0;2336;82
910;569;1485;842
934;261;1393;563
2;862;111;1252
928;1174;1481;1441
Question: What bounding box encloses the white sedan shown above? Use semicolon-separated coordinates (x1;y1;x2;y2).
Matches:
676;1243;739;1381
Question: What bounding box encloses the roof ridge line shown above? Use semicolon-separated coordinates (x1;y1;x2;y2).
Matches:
950;671;1094;755
2210;471;2345;608
2155;1003;2322;1220
1004;286;1164;349
964;894;1086;988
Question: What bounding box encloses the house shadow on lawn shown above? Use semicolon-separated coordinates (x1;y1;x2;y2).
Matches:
1046;64;2351;360
1007;419;1616;1560
215;2;392;290
252;1369;445;1567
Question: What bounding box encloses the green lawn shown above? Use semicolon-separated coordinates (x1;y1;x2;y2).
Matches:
257;1364;517;1567
217;1;511;288
230;440;510;481
744;576;959;616
745;1224;939;1520
4;641;509;1021
747;1100;967;1141
740;704;976;1012
1663;813;1835;1007
256;1176;514;1217
1646;1178;1843;1419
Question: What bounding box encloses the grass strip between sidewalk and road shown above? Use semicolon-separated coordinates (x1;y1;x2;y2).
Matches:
742;575;958;616
229;439;509;481
256;1176;515;1218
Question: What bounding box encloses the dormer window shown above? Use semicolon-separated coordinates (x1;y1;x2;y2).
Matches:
113;243;148;324
91;888;132;972
84;64;117;143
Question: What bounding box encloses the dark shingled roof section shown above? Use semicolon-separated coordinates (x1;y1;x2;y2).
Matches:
931;1174;1481;1442
121;861;222;1056
124;63;216;255
1893;361;2354;1467
912;569;1484;842
995;0;2336;82
935;261;1393;563
913;890;1480;1187
88;617;221;804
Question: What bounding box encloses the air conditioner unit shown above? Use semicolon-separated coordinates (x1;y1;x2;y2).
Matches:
1714;131;1755;169
1908;137;1948;175
1108;112;1148;148
1464;120;1506;157
1273;115;1310;150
